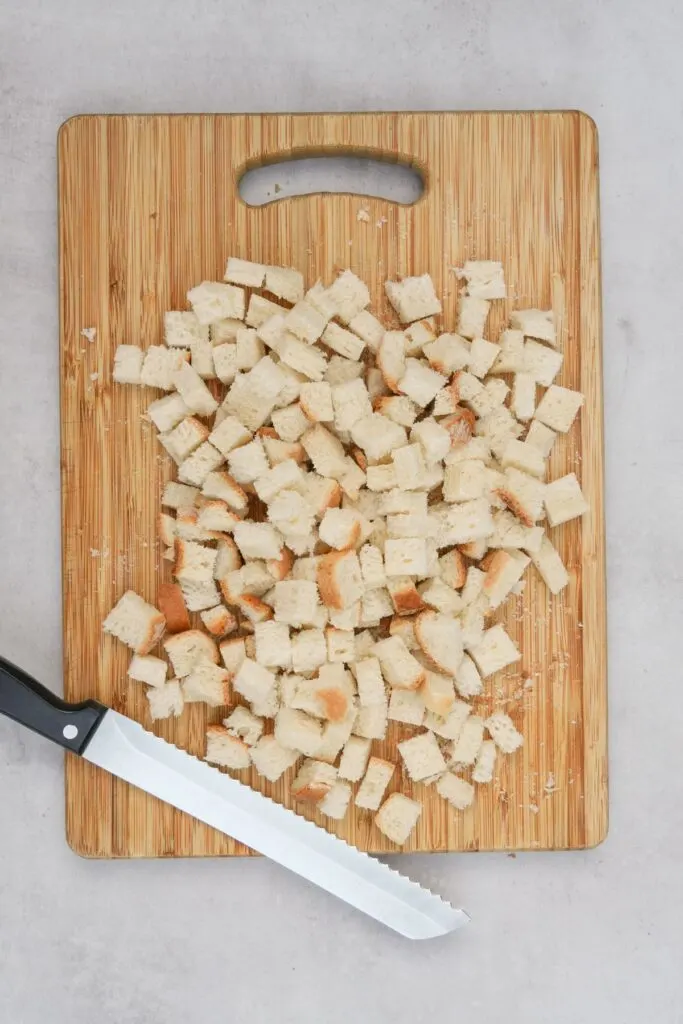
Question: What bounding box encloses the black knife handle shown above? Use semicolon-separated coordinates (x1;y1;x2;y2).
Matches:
0;655;107;755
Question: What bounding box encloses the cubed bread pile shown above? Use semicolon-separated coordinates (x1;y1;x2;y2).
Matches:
105;257;588;846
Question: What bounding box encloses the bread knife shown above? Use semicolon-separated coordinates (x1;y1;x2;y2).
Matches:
0;655;468;939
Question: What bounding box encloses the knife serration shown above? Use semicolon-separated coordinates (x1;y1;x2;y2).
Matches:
84;710;469;939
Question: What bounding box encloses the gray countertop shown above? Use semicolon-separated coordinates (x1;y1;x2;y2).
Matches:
1;1;681;1021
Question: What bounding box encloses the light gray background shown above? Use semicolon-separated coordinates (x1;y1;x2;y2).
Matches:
1;1;681;1021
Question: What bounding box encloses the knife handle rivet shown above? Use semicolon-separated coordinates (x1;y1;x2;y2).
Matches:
63;725;79;740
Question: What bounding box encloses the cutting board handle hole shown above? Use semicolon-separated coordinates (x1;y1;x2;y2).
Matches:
239;156;424;207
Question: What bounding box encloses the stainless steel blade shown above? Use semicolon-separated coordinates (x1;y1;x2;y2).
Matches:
84;711;469;939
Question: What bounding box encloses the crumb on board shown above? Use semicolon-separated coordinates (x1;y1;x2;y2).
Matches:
356;208;370;223
81;327;97;343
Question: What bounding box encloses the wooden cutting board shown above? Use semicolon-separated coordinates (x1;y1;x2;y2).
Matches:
58;112;607;857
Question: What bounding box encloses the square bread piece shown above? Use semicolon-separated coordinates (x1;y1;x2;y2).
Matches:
355;757;395;810
544;473;589;527
534;385;584;433
375;793;422;845
397;731;447;781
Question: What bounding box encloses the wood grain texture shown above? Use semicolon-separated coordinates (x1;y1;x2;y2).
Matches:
58;112;606;857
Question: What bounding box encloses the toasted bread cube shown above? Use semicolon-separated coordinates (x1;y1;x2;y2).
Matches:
147;392;191;432
347;309;384;351
291;628;327;674
324;627;355;664
408;418;450;466
253;620;292;669
321;321;365;361
177;443;224;487
219;637;246;676
398;358;447;408
443;459;488;502
188;280;245;323
544;473;589;527
436;773;474;810
103;590;166;655
418;577;463;616
233;657;276;706
250;734;299;782
358;544;386;591
353;656;386;707
425;700;471;740
161;482;199;511
283;299;326;345
432;498;495;547
159;416;209;464
350;414;407;461
437;548;467;590
485;710;524;753
224;437;267;484
398;731;446;781
355;756;395;810
164;310;209;348
510;308;556;347
404;316;437;353
456;259;506;299
492;328;525;373
468;336;501;378
390;443;426;490
365;463;397;492
223;256;265;288
163;628;218;677
500;439;546;480
222;706;264;747
272;580;319;627
451;654;482;700
423;332;470;375
374;395;418;429
291;759;338;801
523;339;563;386
472;739;497;783
147;680;184;721
190;337;216;379
375;793;422;845
525;420;557;458
261;264;304;303
271;403;309;443
275;708;323;758
377;331;407;391
301;424;348;479
530;535;569;594
469;625;521;677
482;549;530;609
384;538;428;577
420;670;455;716
317;550;363;611
279;334;328;381
299;381;334;423
182;658;231;707
457;296;490;339
336;736;371;782
140;346;189;390
325;269;370;324
496;467;545;526
232;522;282;561
450;715;485;766
372;635;425;690
385;274;441;323
212;343;239;383
353;699;388;740
388;688;426;726
200;605;237;638
413;610;463;676
319;781;353;820
331;377;373;434
510;372;536;422
128;654;167;689
534;385;584;433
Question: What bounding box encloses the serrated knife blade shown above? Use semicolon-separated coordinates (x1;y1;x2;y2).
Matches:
0;656;469;939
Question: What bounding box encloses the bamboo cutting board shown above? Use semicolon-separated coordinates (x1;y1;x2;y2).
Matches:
59;112;606;857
